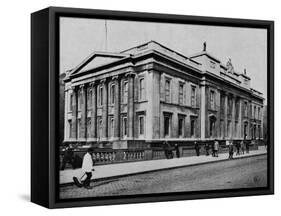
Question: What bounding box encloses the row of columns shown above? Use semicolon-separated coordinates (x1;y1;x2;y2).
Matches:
66;71;136;142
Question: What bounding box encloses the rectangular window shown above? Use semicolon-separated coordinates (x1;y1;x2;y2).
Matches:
98;86;103;106
122;81;128;104
210;90;215;109
165;79;170;102
139;78;145;101
254;106;256;119
164;115;170;136
220;94;225;114
87;89;92;109
110;84;115;105
69;93;73;112
87;118;91;138
191;86;196;107
122;116;127;137
178;117;184;137
244;101;248;117
258;107;260;120
190;119;195;137
179;83;184;105
139;115;144;136
68;120;72;138
110;117;114;137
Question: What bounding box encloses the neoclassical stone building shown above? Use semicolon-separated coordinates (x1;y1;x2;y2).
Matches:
63;41;264;149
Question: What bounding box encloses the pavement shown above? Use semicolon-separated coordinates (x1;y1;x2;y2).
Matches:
60;146;267;185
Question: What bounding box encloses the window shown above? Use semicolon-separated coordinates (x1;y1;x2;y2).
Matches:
77;119;81;138
110;117;114;137
110;84;115;105
164;115;171;136
228;97;233;116
98;86;103;106
179;83;184;105
122;81;128;104
244;102;248;117
191;86;196;107
244;122;248;138
87;118;91;138
220;94;225;114
87;88;92;110
190;119;195;137
98;119;103;139
78;90;82;111
165;79;171;102
139;115;144;136
139;78;145;101
69;93;73;112
122;116;127;137
209;119;215;137
210;90;215;109
68;120;72;138
254;106;256;119
178;117;184;137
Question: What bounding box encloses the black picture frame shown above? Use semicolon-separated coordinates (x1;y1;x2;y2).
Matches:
31;6;274;209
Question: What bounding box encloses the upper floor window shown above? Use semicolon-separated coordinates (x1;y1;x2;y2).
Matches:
191;86;196;107
210;90;215;110
110;84;115;105
87;88;92;109
122;81;128;104
244;101;248;117
98;85;103;106
179;83;184;105
165;79;171;102
139;78;145;101
69;93;73;112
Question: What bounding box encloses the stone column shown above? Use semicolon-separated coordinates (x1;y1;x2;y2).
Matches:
231;95;236;138
200;79;206;139
71;86;77;139
113;75;120;139
80;84;87;140
90;82;97;139
126;72;136;139
224;94;228;138
101;79;108;140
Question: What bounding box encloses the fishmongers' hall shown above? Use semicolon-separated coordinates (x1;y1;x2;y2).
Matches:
63;41;264;152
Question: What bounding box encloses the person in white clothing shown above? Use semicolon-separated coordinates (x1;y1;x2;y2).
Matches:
81;147;94;189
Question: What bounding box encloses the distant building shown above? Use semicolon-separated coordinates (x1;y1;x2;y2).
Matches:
62;41;264;149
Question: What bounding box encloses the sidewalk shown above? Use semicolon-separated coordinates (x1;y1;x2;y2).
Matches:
60;146;267;185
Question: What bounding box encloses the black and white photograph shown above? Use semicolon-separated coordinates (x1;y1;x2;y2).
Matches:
58;16;269;200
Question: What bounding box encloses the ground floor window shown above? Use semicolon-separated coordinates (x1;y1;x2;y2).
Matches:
138;115;144;136
122;116;128;137
190;118;196;137
209;118;215;137
109;117;114;138
178;116;185;137
68;120;72;138
164;114;171;137
244;122;248;139
87;118;91;138
98;118;103;139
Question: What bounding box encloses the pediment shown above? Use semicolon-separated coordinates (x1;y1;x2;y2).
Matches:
70;52;129;75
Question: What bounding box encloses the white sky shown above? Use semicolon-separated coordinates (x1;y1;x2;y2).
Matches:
60;17;267;102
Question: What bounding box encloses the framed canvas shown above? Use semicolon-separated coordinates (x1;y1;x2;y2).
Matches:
31;6;274;208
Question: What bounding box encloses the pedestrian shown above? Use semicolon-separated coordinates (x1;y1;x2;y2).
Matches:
61;145;74;170
236;140;241;155
214;139;219;157
211;142;215;157
175;143;180;158
205;143;210;156
228;140;234;159
163;141;169;159
241;139;245;155
194;142;200;156
81;147;95;189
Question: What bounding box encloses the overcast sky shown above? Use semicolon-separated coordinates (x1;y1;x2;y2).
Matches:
60;17;267;102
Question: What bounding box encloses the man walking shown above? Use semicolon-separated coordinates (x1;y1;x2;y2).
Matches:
81;147;95;189
214;139;219;157
228;140;234;159
175;144;180;158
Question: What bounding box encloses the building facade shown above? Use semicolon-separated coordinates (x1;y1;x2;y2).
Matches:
63;41;264;149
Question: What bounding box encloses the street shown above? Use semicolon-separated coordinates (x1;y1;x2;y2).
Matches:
60;155;267;199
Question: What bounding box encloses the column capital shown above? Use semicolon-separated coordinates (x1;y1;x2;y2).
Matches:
89;81;95;87
112;75;119;81
100;78;107;84
125;71;136;78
